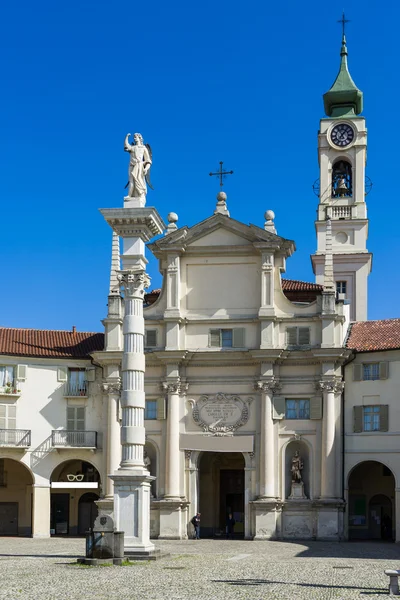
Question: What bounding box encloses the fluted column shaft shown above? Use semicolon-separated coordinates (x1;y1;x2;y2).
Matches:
163;380;187;499
119;270;150;469
319;379;343;498
102;381;121;496
256;379;279;498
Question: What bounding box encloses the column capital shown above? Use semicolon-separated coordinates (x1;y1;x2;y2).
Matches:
317;379;344;394
101;378;121;395
254;378;281;394
117;269;151;297
162;379;189;395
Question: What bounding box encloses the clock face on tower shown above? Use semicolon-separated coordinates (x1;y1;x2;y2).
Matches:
330;123;355;148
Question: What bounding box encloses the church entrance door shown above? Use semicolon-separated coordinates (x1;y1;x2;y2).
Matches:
198;452;245;538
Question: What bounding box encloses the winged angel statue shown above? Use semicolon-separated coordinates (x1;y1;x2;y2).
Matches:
124;132;154;199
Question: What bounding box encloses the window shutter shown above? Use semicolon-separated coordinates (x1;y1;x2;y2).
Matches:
8;405;16;429
16;365;27;380
353;406;363;433
0;405;6;429
209;329;221;347
286;327;297;346
272;396;285;420
57;367;68;382
353;364;363;381
379;362;389;380
310;396;322;419
232;328;245;348
67;407;75;430
298;327;310;345
76;407;85;431
85;368;96;382
145;330;157;347
380;405;389;432
157;397;166;420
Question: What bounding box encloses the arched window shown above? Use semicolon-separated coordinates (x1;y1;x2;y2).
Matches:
332;160;352;197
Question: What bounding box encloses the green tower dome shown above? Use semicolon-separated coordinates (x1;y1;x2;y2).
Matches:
323;35;363;118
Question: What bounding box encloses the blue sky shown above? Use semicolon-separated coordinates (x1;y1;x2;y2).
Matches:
1;1;399;332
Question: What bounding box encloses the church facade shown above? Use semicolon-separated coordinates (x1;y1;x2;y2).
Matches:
1;32;400;542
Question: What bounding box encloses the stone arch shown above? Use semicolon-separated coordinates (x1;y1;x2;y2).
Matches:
347;460;395;540
331;158;353;197
0;457;34;535
281;438;313;500
144;438;158;498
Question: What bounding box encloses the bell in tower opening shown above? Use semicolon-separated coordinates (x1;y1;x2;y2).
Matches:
332;160;352;197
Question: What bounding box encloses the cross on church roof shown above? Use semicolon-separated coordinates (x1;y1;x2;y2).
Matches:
209;161;233;188
337;11;350;38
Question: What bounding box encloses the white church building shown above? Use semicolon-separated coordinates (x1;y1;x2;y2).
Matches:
1;32;400;542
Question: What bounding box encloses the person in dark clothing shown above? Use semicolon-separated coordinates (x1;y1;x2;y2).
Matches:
191;513;201;539
226;513;236;539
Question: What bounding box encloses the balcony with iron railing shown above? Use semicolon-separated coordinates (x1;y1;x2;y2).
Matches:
51;430;97;448
0;429;31;448
63;381;88;397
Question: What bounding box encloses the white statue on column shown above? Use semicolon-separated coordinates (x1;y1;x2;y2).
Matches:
124;133;153;199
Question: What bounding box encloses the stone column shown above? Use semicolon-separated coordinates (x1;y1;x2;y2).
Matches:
319;379;343;498
255;379;279;498
163;380;187;499
32;485;50;538
102;380;121;498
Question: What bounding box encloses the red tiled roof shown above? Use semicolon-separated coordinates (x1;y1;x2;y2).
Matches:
0;328;104;359
346;319;400;352
281;279;323;291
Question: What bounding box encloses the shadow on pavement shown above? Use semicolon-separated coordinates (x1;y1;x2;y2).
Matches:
212;578;385;594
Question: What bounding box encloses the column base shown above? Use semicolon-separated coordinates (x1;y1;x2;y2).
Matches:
95;497;114;520
153;498;189;539
250;499;282;540
111;470;155;553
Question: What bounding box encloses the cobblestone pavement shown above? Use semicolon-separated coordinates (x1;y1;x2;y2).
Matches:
0;537;399;600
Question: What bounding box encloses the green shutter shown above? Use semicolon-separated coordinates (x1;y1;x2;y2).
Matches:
272;396;285;420
67;407;75;430
380;405;389;432
379;362;389;380
233;328;245;348
353;364;363;381
310;396;322;419
286;327;297;346
157;397;166;420
298;327;310;345
209;329;221;347
353;406;363;433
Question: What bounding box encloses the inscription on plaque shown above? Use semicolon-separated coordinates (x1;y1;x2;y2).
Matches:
192;393;252;435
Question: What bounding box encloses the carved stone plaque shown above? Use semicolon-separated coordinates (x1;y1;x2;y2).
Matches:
192;393;252;436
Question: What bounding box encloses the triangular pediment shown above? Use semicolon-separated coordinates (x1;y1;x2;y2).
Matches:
148;213;294;254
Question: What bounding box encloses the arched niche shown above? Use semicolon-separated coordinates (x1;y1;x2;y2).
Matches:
144;440;158;498
284;441;310;499
332;159;352;197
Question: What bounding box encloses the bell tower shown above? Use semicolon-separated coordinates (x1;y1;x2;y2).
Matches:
311;28;372;321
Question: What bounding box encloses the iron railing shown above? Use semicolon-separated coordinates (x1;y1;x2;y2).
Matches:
51;430;97;448
0;429;31;447
63;381;88;397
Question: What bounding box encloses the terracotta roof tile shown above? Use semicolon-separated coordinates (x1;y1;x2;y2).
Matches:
281;279;323;291
346;319;400;352
0;328;104;359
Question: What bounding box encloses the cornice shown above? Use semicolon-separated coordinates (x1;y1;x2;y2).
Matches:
90;350;122;365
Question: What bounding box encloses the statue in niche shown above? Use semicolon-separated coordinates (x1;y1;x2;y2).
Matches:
291;450;303;483
143;449;151;469
124;132;153;198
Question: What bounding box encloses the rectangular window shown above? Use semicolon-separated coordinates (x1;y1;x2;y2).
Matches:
363;406;381;431
286;327;310;346
67;369;87;396
336;281;347;295
363;363;380;381
67;406;85;431
144;400;158;420
145;330;157;348
285;399;310;420
0;366;14;390
0;404;16;429
209;328;245;348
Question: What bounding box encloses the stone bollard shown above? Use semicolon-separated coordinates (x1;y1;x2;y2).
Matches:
384;570;400;595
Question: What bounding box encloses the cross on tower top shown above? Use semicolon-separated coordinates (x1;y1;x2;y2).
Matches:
337;11;350;38
209;162;234;188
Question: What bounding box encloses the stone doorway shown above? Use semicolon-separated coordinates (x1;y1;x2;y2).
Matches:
198;452;245;538
348;461;395;540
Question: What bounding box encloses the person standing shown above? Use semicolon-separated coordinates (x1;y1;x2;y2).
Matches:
191;513;201;539
226;513;236;540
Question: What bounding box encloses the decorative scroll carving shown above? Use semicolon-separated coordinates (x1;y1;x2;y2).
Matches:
192;393;252;436
254;379;281;394
117;270;151;297
317;379;344;394
101;379;121;395
162;380;189;396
